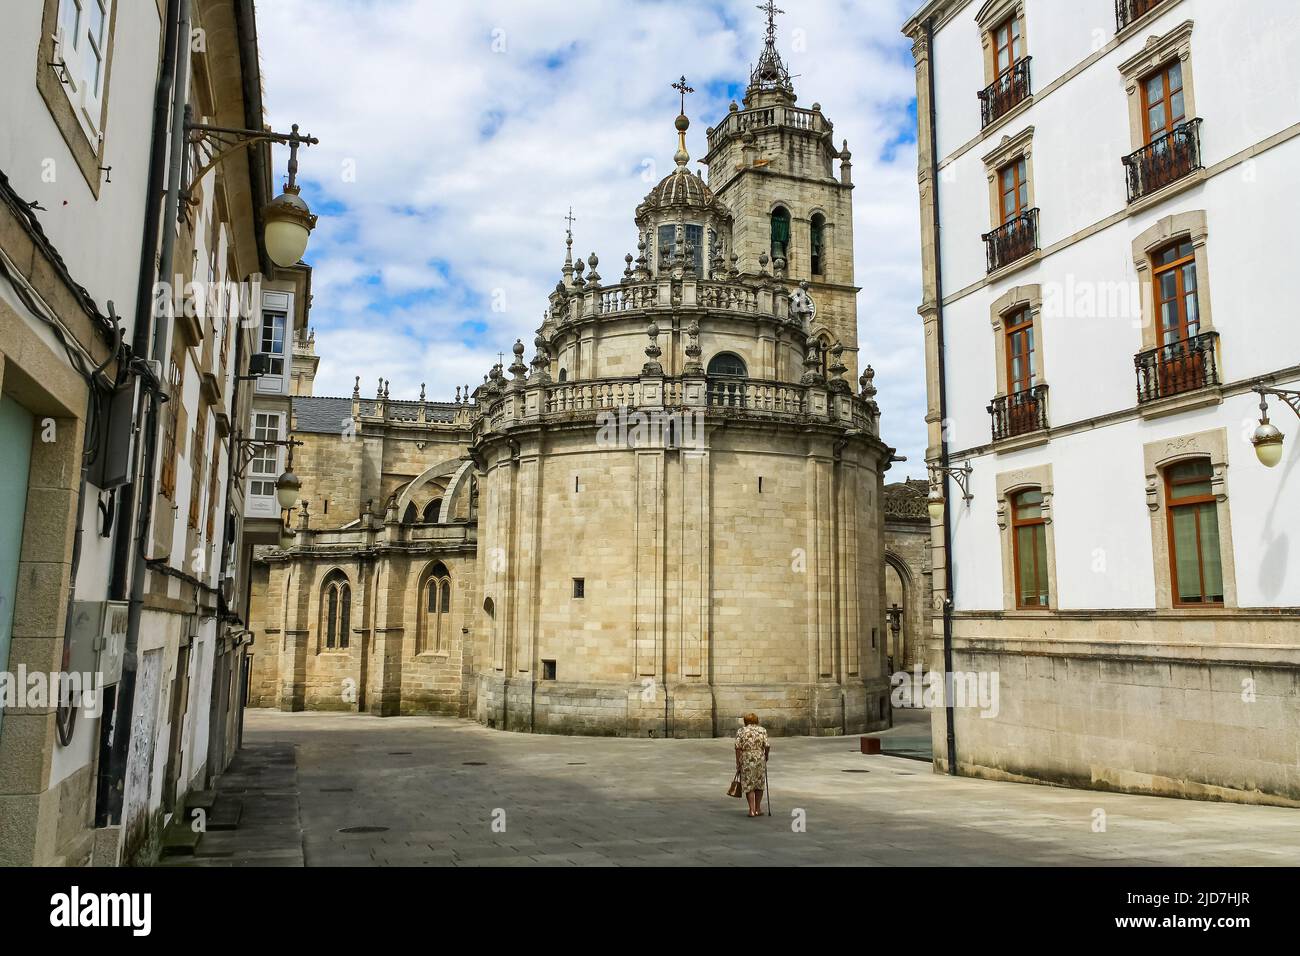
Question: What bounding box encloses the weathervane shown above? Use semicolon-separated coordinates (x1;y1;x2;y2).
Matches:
671;75;695;115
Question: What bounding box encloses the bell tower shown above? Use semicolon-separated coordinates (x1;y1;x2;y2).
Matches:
702;1;859;370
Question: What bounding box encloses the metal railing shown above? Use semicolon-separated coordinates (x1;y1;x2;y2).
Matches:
981;207;1039;273
1134;330;1219;403
988;384;1049;441
1122;118;1203;203
978;58;1032;128
1115;0;1167;32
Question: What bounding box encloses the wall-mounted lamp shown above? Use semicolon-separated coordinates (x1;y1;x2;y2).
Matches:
183;110;320;268
1251;382;1299;468
927;461;973;521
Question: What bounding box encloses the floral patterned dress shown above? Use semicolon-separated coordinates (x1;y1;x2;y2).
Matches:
735;725;769;794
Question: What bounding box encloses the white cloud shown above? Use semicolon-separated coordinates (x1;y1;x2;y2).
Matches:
258;0;926;478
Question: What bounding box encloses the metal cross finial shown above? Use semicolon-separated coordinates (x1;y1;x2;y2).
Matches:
758;1;784;41
565;206;576;239
672;75;694;114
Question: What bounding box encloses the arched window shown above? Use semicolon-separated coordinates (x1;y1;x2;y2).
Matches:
770;206;791;263
321;571;351;650
402;501;417;525
1165;458;1223;606
1010;490;1048;608
707;352;747;377
423;498;442;523
419;561;452;653
810;213;826;275
558;368;567;382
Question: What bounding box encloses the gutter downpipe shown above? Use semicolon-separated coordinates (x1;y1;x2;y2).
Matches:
98;0;191;831
927;15;958;776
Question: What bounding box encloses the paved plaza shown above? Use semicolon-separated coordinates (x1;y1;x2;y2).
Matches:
163;708;1300;867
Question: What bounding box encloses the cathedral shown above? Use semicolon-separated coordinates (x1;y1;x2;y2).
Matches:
247;19;913;737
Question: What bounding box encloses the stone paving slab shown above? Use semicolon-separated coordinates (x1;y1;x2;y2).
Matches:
162;708;1300;867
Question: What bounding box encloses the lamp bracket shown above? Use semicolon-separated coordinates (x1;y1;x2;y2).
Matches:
1253;382;1300;421
928;460;974;503
231;434;303;482
181;108;318;208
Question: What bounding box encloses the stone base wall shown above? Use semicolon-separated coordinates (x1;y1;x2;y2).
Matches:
474;675;892;738
938;639;1300;807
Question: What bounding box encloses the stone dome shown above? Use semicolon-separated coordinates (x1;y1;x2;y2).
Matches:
642;166;716;211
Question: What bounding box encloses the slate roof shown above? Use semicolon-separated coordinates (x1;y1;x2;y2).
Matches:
291;395;459;433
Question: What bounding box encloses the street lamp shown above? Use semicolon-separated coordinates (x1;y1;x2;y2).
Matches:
262;125;319;268
1251;382;1299;468
184;116;320;267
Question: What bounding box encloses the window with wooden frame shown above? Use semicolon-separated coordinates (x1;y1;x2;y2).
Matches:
992;14;1022;79
159;358;182;499
1141;59;1185;145
1010;488;1049;608
998;157;1028;226
205;454;220;541
1153;238;1198;345
188;409;206;529
1164;458;1224;606
1004;307;1035;394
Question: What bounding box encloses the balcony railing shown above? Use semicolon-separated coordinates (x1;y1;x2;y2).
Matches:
978;58;1032;128
981;207;1039;273
988;384;1049;441
1122;118;1203;203
1115;0;1168;32
1134;330;1219;404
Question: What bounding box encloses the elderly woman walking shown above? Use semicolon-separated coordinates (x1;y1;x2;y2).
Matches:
734;713;770;817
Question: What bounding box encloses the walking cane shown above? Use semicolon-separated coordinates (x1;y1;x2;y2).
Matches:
764;762;772;816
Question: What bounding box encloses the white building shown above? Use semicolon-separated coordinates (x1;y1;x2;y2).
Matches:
904;0;1300;804
0;0;303;864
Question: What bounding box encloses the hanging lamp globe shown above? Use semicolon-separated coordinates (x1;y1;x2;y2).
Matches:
1252;421;1284;468
263;184;317;268
275;466;302;510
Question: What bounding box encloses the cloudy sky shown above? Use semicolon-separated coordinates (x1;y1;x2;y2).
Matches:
258;0;925;477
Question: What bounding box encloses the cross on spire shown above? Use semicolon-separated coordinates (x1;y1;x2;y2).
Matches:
671;75;694;115
758;1;784;43
565;206;576;237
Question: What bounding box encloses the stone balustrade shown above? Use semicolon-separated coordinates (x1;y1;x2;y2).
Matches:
706;104;828;153
481;373;878;437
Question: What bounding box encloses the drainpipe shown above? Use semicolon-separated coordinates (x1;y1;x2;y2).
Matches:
97;0;191;829
926;15;959;776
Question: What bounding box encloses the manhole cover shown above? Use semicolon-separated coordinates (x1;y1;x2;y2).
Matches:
462;761;487;766
388;751;412;756
338;826;389;834
841;769;870;774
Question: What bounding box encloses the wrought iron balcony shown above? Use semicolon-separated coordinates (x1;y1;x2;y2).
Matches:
1115;0;1168;32
978;58;1032;128
1135;330;1219;404
1122;118;1202;203
981;207;1038;273
988;384;1049;441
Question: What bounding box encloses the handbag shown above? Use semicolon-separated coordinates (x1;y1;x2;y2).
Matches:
727;772;744;798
